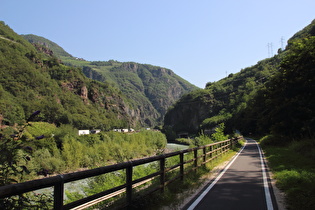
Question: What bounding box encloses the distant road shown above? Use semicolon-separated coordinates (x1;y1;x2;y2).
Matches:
185;139;277;210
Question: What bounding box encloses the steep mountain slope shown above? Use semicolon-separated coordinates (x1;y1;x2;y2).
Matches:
22;34;198;127
164;19;315;140
22;34;72;58
164;56;279;136
0;21;134;130
234;21;315;139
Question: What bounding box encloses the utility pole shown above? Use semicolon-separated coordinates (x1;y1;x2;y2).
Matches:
267;42;273;57
280;36;285;50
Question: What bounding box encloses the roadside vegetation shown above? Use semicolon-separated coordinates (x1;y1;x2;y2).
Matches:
260;136;315;210
0;118;166;209
0;114;239;209
0;121;166;183
62;123;238;208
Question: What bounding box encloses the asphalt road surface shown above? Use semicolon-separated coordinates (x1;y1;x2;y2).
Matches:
185;139;277;210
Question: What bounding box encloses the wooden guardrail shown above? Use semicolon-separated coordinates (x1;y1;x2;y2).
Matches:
0;137;241;209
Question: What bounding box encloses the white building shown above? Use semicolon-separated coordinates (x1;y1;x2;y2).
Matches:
78;130;90;135
90;129;101;134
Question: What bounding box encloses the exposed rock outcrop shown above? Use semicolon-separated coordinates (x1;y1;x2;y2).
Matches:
82;61;198;127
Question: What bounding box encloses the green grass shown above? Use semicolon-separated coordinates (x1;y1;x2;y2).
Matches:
261;138;315;210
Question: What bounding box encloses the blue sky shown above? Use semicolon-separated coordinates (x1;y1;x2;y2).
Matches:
1;0;315;88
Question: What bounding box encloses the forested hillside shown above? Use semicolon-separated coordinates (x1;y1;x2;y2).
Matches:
21;34;198;127
0;21;133;130
164;51;280;137
234;28;315;139
0;21;168;189
164;19;315;142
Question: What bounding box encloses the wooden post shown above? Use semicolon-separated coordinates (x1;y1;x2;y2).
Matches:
180;152;184;181
223;141;226;153
227;140;230;150
54;175;64;210
194;150;198;169
222;141;225;153
126;164;133;206
231;138;236;149
203;147;206;163
209;145;213;159
160;157;166;192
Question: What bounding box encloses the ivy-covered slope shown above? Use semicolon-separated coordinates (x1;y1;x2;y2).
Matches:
164;19;315;140
0;21;134;130
22;34;198;127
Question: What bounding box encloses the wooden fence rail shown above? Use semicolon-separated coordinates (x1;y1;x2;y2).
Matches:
0;137;241;209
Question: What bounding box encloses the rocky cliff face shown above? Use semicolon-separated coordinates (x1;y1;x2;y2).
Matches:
81;62;198;127
164;91;217;134
60;78;139;127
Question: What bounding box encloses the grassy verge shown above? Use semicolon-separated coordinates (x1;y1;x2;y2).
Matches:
260;137;315;210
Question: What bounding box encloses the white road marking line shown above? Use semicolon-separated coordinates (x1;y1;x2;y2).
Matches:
187;141;247;210
256;141;274;210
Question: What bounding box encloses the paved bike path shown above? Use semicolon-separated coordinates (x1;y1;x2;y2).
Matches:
186;139;277;210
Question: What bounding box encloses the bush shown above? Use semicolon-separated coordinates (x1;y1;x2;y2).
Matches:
194;133;213;147
275;170;315;209
289;139;315;159
33;149;65;174
211;123;228;142
259;134;291;147
175;138;193;145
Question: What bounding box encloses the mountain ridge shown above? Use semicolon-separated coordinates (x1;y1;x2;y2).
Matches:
0;21;136;130
22;34;198;127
